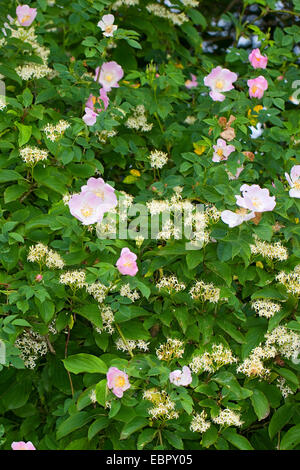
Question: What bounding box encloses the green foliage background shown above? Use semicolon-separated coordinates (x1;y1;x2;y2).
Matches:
0;0;300;451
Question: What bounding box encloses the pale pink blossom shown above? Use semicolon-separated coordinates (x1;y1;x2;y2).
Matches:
35;274;43;282
97;14;117;37
221;209;255;228
68;191;104;225
86;89;109;112
226;162;244;180
82;107;98;126
11;441;36;450
248;49;268;69
212;138;235;162
235;184;276;212
116;248;138;276
107;367;130;398
16;5;37;26
285;165;300;198
185;73;198;89
169;366;192;386
81;177;117;212
248;76;268;99
204;66;238;102
95;61;124;92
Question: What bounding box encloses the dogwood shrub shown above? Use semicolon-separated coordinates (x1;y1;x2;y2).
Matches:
0;0;300;451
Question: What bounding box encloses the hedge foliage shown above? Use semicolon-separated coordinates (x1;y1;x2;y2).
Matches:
0;0;300;451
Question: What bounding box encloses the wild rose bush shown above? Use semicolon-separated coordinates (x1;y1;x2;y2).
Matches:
0;0;300;451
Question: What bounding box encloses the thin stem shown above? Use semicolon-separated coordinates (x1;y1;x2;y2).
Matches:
65;326;74;396
115;323;134;359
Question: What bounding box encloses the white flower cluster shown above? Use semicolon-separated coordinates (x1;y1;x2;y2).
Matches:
135;235;144;248
15;330;48;369
0;95;6;111
146;3;189;26
86;282;110;304
189;344;237;374
251;299;281;319
184;116;196;125
276;377;294;398
189;280;220;303
156;275;186;294
59;270;86;288
156;338;184;361
146;193;220;245
43;120;70;142
89;389;97;404
115;338;149;353
95;304;115;335
9;25;55;81
119;283;140;301
20;146;48;165
212;408;243;427
181;0;199;6
237;345;277;379
27;243;65;269
276;265;300;295
190;411;211;433
148;150;168;169
125;105;153;132
16;63;54;81
250;236;288;261
265;326;300;361
112;0;139;9
97;129;118;143
143;389;179;420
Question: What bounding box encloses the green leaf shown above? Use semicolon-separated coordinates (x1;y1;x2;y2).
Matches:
88;417;109;440
280;424;300;450
250;389;270;421
222;428;254;450
269;404;294;440
15;122;32;146
0;170;23;184
163;430;184;450
137;428;157;450
216;318;245;344
120;417;148;440
76;304;102;328
56;411;92;439
95;379;107;406
201;425;218;448
39;300;55;323
63;354;108;374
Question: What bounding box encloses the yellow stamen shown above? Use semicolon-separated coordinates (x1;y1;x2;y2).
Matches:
105;74;113;82
21;14;31;23
81;206;93;218
215;80;224;90
115;376;126;387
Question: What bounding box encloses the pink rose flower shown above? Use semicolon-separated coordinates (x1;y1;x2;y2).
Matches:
116;248;138;276
83;89;109;125
226;162;244;180
81;177;117;213
185;73;198;89
86;89;109;112
11;441;36;450
212;138;235;162
221;209;255;228
35;274;43;282
107;367;130;398
95;61;124;92
235;184;276;212
68;191;105;225
204;66;238;102
285;165;300;198
248;76;268;99
82;107;98;126
97;14;117;37
169;366;192;386
248;49;268;69
16;5;37;27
